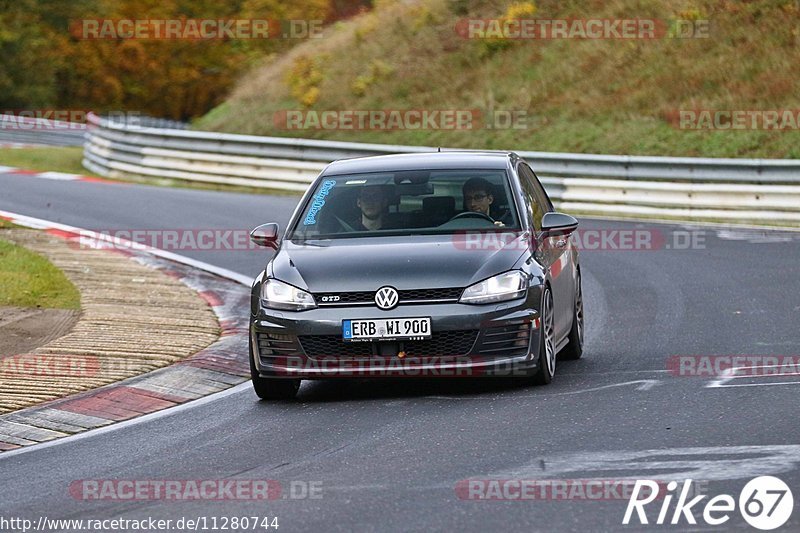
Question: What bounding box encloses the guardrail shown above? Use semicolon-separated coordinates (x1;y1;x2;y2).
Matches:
83;112;800;225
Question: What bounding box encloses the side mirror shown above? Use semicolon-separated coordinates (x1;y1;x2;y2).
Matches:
250;223;280;249
541;212;578;236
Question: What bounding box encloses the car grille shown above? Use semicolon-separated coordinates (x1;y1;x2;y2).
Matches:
476;321;531;357
298;335;374;358
315;287;463;306
298;330;479;359
403;330;479;357
398;288;463;301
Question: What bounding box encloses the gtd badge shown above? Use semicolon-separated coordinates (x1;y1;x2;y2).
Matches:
374;287;399;310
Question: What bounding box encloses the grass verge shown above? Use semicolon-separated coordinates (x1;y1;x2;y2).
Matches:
0;237;81;309
0;220;22;229
0;146;96;176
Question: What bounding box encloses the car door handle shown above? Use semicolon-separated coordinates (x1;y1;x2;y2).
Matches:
555;239;568;248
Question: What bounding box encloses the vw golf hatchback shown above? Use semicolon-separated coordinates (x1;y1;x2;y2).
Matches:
249;151;583;399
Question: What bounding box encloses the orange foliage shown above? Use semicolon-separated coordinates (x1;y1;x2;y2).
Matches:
1;0;366;119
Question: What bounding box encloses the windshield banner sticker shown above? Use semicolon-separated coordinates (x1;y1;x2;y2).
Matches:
303;179;336;225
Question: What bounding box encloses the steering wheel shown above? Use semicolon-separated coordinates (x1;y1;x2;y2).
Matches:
448;211;495;223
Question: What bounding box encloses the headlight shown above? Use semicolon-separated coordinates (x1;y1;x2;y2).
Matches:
459;271;528;304
261;279;316;311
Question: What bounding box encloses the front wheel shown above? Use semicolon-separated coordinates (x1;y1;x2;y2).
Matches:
249;336;300;400
533;286;556;385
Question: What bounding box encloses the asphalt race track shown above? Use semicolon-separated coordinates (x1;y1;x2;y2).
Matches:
1;169;799;531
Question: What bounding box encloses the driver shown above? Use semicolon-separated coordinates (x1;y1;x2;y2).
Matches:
462;177;504;226
354;185;391;231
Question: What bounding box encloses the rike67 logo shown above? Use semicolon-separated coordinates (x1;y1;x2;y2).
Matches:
623;476;794;530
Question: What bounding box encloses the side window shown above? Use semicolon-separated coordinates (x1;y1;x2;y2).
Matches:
526;165;553;212
517;163;546;232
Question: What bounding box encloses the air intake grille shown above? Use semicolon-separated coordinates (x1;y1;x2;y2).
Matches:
257;332;303;361
476;321;531;356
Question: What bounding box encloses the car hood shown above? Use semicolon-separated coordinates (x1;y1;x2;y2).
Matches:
269;234;528;292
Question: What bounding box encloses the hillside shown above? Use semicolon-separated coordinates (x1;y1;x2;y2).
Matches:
196;0;800;158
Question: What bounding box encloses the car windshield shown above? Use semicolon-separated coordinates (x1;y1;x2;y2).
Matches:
288;169;520;240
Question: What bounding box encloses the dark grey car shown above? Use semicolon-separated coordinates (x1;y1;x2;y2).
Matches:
248;151;583;399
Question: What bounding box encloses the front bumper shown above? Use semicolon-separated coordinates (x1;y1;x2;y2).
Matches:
250;295;542;379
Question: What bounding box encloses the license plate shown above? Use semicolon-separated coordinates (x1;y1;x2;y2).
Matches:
342;317;431;342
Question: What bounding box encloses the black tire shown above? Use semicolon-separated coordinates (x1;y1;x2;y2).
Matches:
249;336;300;400
559;270;584;360
533;286;556;385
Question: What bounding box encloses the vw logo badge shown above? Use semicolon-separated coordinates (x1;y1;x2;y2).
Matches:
374;286;399;310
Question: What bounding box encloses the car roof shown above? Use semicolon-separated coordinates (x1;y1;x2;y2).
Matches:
322;151;519;175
